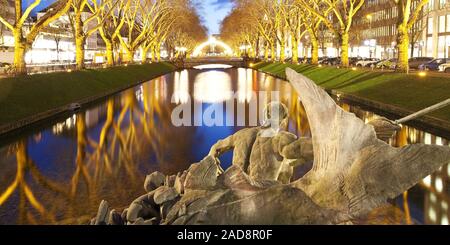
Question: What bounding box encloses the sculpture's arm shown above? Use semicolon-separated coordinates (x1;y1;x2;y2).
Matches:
208;135;235;158
281;138;314;165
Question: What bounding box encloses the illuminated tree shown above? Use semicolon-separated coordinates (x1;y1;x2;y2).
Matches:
283;0;307;63
220;6;259;58
297;0;365;67
165;2;207;59
68;0;114;70
149;1;177;62
395;0;430;73
97;0;130;66
223;0;276;60
297;0;330;64
117;0;168;63
0;0;10;48
0;0;73;74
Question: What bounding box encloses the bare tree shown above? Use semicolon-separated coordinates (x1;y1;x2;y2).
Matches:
97;0;130;66
394;0;429;73
68;0;115;69
0;0;73;73
297;0;365;67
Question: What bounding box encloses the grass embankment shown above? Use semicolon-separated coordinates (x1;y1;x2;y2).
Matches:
0;62;177;126
253;62;450;123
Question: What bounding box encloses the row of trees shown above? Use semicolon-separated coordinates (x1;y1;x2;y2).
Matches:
220;0;429;72
0;0;207;73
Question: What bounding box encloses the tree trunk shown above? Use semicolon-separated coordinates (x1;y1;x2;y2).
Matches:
264;42;269;61
251;42;257;58
280;41;286;62
141;47;150;63
75;36;86;70
292;36;298;64
397;24;409;73
156;43;161;62
271;43;276;62
13;31;27;74
126;49;135;63
340;31;349;67
255;39;260;59
105;41;114;67
311;35;319;65
151;47;156;62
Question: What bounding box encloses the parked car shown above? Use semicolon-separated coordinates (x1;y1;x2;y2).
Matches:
302;57;312;64
321;57;341;65
408;57;434;69
0;62;11;68
438;62;450;72
318;57;329;64
419;58;449;71
0;62;12;74
349;57;362;66
355;58;379;67
370;59;386;68
376;58;397;69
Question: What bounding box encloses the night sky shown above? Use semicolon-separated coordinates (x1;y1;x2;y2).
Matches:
25;0;234;35
199;0;233;35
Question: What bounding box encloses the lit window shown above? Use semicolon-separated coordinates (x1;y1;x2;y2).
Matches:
429;0;435;10
435;177;444;193
442;201;448;211
442;217;449;225
439;16;446;33
425;133;432;144
430;192;437;203
447;15;450;32
429;206;437;222
428;17;434;34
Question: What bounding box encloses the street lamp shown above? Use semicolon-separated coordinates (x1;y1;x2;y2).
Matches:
239;44;251;57
175;46;188;59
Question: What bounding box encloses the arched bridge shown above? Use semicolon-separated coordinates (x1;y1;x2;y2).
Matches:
172;57;246;69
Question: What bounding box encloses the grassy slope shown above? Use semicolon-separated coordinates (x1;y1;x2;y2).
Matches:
253;62;450;122
0;62;177;125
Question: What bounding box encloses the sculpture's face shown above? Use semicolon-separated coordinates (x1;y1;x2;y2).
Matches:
262;102;289;130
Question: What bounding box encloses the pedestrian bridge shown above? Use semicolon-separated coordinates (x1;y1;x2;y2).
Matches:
173;57;246;69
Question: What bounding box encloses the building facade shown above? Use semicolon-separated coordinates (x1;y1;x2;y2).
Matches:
349;0;450;60
350;0;399;59
0;0;15;63
0;2;106;64
424;0;450;58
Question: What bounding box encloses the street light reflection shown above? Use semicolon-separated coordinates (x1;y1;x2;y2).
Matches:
194;70;232;103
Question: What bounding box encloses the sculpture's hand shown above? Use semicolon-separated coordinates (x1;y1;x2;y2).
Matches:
208;146;219;158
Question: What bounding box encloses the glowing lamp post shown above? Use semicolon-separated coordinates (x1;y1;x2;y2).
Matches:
175;47;188;58
193;36;233;57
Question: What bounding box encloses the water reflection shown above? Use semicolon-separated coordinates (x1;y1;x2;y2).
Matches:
194;70;232;103
237;68;253;103
173;70;189;104
339;102;450;225
0;68;448;225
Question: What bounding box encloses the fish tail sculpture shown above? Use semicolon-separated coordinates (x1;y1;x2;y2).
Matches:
286;68;450;219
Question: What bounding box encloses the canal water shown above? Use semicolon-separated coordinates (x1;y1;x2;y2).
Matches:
0;67;448;225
